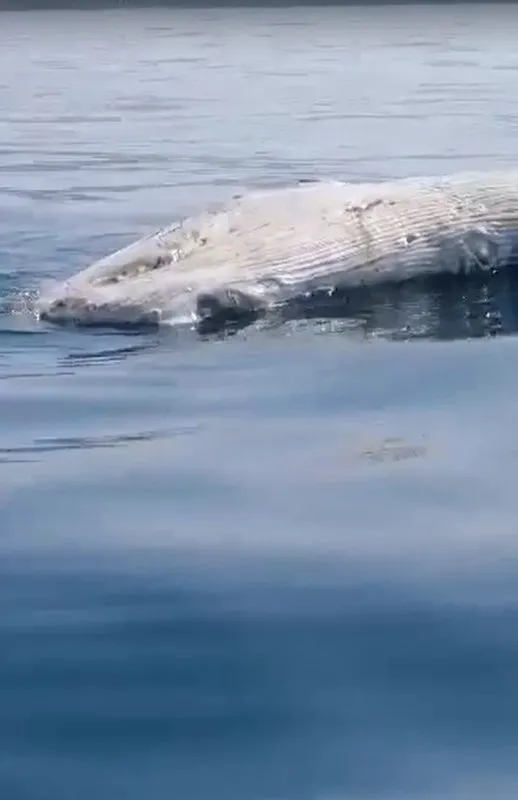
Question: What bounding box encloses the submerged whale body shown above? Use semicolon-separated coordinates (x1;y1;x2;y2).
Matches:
36;170;518;332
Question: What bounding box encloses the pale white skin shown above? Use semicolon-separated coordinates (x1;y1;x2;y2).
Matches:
37;171;518;327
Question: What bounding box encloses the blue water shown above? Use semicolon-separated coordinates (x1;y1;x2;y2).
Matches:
3;4;518;798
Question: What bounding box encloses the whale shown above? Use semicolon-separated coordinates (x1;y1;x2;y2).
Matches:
35;170;518;332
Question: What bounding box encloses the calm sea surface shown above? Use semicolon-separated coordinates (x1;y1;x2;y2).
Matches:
3;5;518;798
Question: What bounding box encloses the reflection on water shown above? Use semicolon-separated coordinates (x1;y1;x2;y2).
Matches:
278;263;518;342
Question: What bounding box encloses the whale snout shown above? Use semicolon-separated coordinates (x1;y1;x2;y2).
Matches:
38;296;76;323
37;294;161;328
37;294;85;325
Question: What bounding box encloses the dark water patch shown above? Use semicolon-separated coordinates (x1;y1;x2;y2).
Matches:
0;328;50;338
0;425;196;460
0;370;74;381
61;339;160;367
267;264;518;344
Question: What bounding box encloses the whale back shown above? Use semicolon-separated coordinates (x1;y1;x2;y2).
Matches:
36;170;518;327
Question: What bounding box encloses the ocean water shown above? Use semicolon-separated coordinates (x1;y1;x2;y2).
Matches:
3;4;518;799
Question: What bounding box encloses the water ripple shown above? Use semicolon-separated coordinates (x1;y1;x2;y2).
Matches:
0;425;198;462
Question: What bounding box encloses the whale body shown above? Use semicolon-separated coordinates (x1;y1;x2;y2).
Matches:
36;170;518;331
